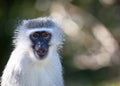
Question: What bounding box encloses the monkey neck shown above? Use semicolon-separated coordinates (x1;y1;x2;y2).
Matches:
1;47;64;86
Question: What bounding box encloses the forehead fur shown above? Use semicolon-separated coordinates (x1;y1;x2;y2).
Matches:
25;18;56;29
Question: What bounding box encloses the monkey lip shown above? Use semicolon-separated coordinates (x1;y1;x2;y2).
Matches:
36;48;48;58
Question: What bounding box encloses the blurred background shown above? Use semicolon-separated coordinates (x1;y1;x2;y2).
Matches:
0;0;120;86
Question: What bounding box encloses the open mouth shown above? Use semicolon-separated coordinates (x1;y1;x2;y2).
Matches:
36;48;48;58
33;42;49;59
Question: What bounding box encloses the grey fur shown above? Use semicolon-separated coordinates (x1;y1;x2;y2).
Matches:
25;19;55;29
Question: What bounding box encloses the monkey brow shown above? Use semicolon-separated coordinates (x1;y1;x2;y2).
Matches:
25;20;55;29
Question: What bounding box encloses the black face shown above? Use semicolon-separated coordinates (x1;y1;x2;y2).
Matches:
30;31;51;59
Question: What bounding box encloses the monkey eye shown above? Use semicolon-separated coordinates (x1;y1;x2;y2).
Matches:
30;32;39;39
41;32;51;38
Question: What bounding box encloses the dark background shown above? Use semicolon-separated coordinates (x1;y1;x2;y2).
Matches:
0;0;120;86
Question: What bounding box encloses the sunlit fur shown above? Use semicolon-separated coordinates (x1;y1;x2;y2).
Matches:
1;17;64;86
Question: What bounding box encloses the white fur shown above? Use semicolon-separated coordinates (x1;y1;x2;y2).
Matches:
1;17;64;86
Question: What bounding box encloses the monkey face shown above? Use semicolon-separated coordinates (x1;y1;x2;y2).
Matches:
30;31;51;59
